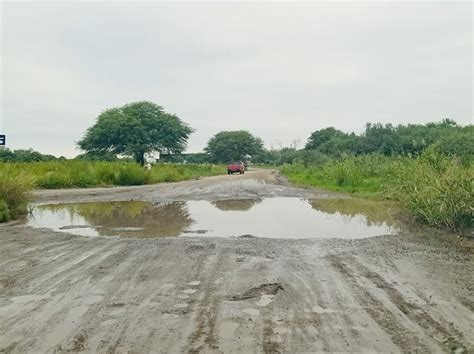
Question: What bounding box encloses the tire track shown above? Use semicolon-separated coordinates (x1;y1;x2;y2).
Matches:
328;254;467;352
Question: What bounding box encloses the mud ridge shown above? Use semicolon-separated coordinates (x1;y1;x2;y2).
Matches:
229;283;284;301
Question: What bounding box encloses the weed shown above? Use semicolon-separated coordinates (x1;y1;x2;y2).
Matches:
0;166;35;220
280;152;473;231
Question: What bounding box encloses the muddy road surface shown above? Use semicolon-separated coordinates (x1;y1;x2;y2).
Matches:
1;170;473;353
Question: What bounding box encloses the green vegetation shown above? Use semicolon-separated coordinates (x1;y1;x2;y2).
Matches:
388;151;473;231
78;101;193;165
2;118;472;231
0;161;224;190
303;119;472;158
280;151;473;231
262;120;473;166
0;148;63;162
0;166;35;221
204;131;264;163
273;120;473;231
280;154;397;195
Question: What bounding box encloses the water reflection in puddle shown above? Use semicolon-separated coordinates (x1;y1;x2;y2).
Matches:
27;198;400;239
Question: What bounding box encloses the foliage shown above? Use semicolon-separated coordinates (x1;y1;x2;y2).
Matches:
78;101;193;165
0;148;60;162
75;151;120;162
0;166;35;221
280;152;473;230
1;161;224;189
301;119;471;160
0;199;11;222
305;127;345;150
204;131;264;163
280;154;397;195
116;164;149;186
432;125;474;164
387;150;473;230
160;153;211;164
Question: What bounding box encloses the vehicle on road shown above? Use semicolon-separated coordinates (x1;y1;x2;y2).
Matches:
227;162;245;175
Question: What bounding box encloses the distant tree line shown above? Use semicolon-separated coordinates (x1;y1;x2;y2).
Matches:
304;119;472;157
258;119;473;165
0;148;64;163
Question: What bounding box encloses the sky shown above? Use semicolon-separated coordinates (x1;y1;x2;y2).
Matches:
1;1;472;157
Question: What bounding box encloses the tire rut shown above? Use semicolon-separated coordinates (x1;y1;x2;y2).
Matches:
327;254;468;352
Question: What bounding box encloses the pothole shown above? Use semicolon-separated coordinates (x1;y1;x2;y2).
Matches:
27;198;401;239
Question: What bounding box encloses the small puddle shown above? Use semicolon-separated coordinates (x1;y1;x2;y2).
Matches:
27;198;400;239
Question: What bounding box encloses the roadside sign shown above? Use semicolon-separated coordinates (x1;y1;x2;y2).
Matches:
0;135;5;146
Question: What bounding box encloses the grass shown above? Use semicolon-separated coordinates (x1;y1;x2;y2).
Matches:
280;154;400;197
280;152;473;231
0;165;35;221
387;151;473;231
0;161;225;190
0;161;224;222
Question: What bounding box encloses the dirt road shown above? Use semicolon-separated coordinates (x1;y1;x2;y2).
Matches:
1;170;473;353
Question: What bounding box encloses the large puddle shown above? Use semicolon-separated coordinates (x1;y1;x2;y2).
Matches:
27;198;400;239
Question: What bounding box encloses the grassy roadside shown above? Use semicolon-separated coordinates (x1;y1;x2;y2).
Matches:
0;161;225;222
280;152;473;231
1;161;225;189
0;166;35;222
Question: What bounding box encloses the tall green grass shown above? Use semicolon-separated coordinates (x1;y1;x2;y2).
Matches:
280;154;401;195
387;151;473;231
0;161;224;190
280;152;473;231
0;161;224;222
0;166;35;221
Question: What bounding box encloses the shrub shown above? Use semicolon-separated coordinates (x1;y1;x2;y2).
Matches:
0;166;35;220
1;161;224;189
280;154;394;194
0;199;11;222
280;151;473;231
116;164;148;186
95;164;118;185
37;171;72;188
388;151;473;231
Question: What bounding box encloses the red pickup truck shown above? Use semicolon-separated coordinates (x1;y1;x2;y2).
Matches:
227;163;245;175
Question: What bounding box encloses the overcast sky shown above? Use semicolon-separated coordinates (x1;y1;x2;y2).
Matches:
1;1;472;157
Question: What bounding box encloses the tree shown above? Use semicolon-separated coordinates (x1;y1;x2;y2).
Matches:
75;151;120;162
305;127;346;150
0;148;57;162
78;101;193;165
204;131;264;163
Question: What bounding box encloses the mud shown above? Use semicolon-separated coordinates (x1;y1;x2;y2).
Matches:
229;283;284;301
0;169;473;353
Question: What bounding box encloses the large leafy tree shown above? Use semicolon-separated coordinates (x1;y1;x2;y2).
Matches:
305;127;347;150
204;131;264;163
78;101;193;165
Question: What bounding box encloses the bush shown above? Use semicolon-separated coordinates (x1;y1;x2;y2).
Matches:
0;166;35;220
280;151;473;231
0;199;11;222
0;161;225;190
116;164;148;186
280;154;395;194
37;171;72;189
388;151;473;231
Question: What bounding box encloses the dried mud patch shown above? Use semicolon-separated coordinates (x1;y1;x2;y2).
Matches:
229;283;284;301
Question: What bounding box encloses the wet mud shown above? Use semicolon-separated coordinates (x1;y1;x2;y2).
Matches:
0;169;473;353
